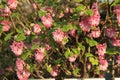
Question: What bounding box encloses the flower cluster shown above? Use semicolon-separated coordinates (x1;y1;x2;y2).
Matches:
96;43;108;71
16;58;30;80
79;2;100;32
10;41;24;56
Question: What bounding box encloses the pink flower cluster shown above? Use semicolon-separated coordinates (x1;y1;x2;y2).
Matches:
16;58;30;80
1;20;11;32
35;48;45;62
116;55;120;64
50;66;60;77
52;29;66;43
7;0;18;10
79;2;100;32
105;28;116;39
0;0;18;17
0;6;11;17
111;35;120;47
10;41;24;56
99;59;108;71
114;6;120;26
96;43;107;59
96;43;108;71
88;28;101;38
68;54;77;62
33;24;41;34
41;13;53;29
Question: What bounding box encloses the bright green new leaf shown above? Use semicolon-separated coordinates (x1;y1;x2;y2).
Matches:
38;10;46;17
61;24;73;32
86;38;98;47
21;51;31;60
4;32;13;41
16;33;26;41
85;53;93;57
89;57;98;66
73;68;79;76
31;42;39;50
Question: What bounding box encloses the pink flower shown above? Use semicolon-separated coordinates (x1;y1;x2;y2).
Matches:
17;70;30;80
41;13;53;29
52;29;65;43
116;55;120;64
0;69;5;75
7;66;13;72
16;58;26;72
10;41;24;56
24;29;31;36
105;28;116;39
32;3;37;10
99;59;108;71
50;67;60;77
7;0;18;10
114;6;120;26
96;43;107;58
79;18;91;32
69;28;76;37
0;6;11;17
1;20;11;32
112;39;120;47
45;44;51;51
68;54;77;62
88;3;100;26
33;24;41;34
88;28;101;38
35;48;45;62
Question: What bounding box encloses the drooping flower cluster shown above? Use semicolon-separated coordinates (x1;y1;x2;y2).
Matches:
88;28;101;38
7;0;18;10
116;55;120;64
50;66;60;77
88;2;100;26
0;6;11;17
96;43;107;59
52;29;66;43
33;24;41;34
0;0;18;17
41;13;53;29
105;28;116;39
16;58;30;80
114;6;120;26
10;41;24;56
99;59;108;71
68;54;77;62
35;48;45;62
1;20;11;32
79;2;100;32
112;37;120;47
96;43;108;71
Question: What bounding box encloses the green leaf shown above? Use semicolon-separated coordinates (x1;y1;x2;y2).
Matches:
31;42;39;50
0;24;3;34
62;37;69;45
64;48;73;58
11;12;19;18
84;9;94;16
21;51;31;60
38;10;46;17
4;32;13;41
46;64;52;72
86;38;98;47
29;64;36;72
89;57;98;66
16;33;26;41
72;68;79;76
61;24;73;32
77;43;85;52
75;4;86;12
106;47;116;55
72;48;80;55
85;53;93;57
